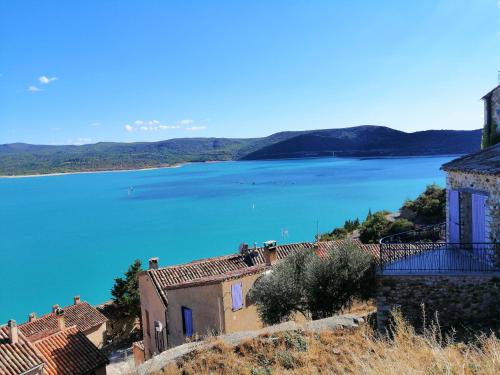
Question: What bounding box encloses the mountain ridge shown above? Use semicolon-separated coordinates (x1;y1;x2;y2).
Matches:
0;126;482;176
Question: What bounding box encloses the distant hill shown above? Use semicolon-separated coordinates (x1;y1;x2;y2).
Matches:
0;126;482;176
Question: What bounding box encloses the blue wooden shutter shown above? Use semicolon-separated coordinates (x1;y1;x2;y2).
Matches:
448;189;460;243
231;283;243;311
182;307;193;336
472;194;487;243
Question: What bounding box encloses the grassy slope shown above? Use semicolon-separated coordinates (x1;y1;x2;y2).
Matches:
157;314;499;375
0;126;481;176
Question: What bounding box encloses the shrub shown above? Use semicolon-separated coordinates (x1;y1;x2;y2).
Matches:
248;248;314;325
249;242;376;324
402;184;445;224
304;242;376;319
359;211;392;243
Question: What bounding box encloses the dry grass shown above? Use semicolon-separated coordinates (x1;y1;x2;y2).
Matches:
156;313;499;375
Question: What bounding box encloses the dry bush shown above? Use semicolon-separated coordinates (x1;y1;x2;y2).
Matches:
159;314;499;375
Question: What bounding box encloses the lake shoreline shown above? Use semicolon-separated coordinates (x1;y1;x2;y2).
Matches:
0;163;188;179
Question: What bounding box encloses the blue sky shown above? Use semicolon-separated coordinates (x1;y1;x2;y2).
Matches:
0;0;499;145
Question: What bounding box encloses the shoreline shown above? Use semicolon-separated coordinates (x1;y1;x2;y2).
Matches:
0;163;187;179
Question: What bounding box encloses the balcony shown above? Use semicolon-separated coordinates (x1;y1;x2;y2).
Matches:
379;223;500;275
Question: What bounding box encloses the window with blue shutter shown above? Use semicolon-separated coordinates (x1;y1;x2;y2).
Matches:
181;307;193;337
231;282;243;311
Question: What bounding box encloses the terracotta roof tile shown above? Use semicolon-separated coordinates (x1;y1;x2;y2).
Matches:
317;239;380;262
146;240;379;305
33;326;108;375
19;302;107;340
0;326;45;375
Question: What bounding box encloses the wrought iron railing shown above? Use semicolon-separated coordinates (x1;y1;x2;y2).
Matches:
379;222;446;244
379;224;500;273
379;242;500;273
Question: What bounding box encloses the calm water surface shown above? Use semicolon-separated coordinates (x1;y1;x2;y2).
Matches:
0;157;453;322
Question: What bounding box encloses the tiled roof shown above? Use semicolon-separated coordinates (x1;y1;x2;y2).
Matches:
441;143;500;176
19;302;108;339
33;326;108;375
146;240;379;305
317;239;380;262
0;326;44;375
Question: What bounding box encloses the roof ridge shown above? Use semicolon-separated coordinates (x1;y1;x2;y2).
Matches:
149;241;315;273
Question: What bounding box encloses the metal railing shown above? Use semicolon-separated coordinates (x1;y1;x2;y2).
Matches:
379;222;446;244
379;224;500;273
379;242;500;273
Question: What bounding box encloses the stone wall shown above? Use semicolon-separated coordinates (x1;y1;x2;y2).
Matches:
377;275;500;334
446;171;500;243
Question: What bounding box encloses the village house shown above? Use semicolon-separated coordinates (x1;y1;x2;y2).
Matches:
377;85;500;333
19;296;108;348
481;84;500;148
138;239;379;360
0;310;108;375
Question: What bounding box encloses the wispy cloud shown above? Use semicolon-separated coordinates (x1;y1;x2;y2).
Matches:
39;75;58;85
89;122;101;127
123;118;206;132
186;126;207;131
27;85;40;92
68;137;92;145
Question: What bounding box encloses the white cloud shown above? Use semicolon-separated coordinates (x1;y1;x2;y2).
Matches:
69;137;92;145
39;75;58;85
89;122;101;127
125;119;182;132
27;85;40;92
186;126;207;131
178;119;194;125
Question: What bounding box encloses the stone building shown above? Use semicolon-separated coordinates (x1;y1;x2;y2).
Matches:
482;84;500;148
138;241;314;360
377;87;500;333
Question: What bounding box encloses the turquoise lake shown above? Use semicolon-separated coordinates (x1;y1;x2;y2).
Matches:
0;156;454;322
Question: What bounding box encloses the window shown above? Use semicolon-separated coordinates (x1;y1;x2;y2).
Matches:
181;307;193;337
145;310;150;336
231;282;243;311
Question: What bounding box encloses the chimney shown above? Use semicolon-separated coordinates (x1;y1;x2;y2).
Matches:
7;320;18;344
263;240;278;266
55;308;65;331
74;295;81;305
28;312;37;322
149;257;159;270
51;304;59;313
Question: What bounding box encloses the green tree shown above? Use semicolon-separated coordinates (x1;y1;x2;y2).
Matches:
248;249;314;325
304;242;376;319
388;218;415;235
111;259;143;319
402;184;445;224
359;211;391;243
249;243;376;324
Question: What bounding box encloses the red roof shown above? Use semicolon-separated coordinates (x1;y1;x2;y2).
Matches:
317;239;380;262
19;302;108;340
33;326;108;375
0;326;44;375
147;242;316;304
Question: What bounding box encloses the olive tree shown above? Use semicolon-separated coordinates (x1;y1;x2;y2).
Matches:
249;242;376;324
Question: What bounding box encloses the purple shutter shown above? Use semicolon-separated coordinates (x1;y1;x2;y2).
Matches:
231;283;243;311
182;307;193;336
472;194;487;243
448;189;460;243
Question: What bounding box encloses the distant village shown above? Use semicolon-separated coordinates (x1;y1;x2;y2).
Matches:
1;84;499;374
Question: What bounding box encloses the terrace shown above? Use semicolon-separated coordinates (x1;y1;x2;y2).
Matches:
379;223;500;275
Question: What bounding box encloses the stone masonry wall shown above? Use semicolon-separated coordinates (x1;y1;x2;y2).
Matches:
446;171;500;243
377;275;500;334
